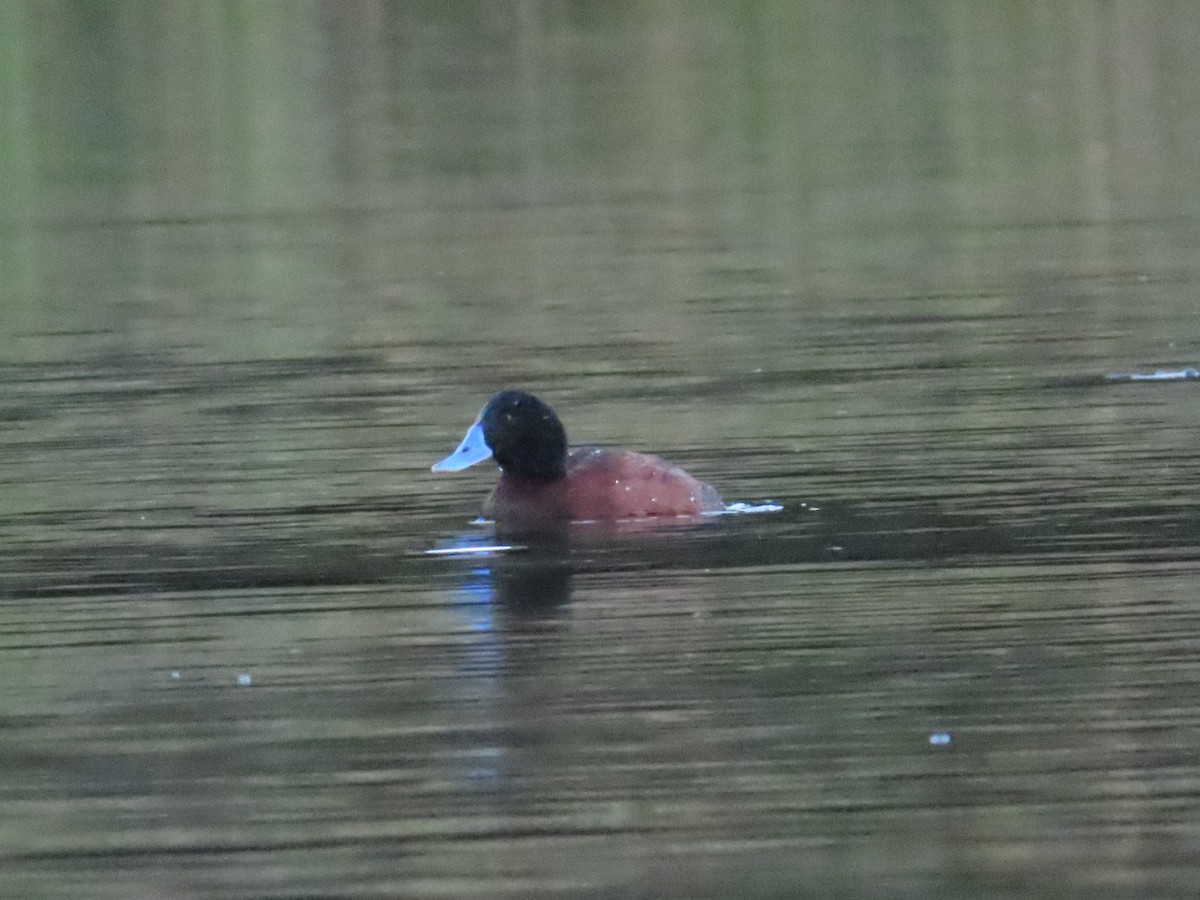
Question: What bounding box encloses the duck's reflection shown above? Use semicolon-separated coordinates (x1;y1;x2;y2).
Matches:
495;524;575;614
430;527;573;801
434;526;574;617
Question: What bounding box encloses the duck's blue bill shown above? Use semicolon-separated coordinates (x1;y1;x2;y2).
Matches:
432;421;493;472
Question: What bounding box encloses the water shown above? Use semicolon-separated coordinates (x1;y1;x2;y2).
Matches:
3;2;1200;897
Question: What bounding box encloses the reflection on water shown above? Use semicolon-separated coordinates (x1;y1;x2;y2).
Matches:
3;1;1200;897
431;531;574;611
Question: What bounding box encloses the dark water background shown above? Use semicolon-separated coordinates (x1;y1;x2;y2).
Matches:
3;3;1200;897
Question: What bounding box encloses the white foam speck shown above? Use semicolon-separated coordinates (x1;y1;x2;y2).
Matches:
717;501;784;515
425;544;517;558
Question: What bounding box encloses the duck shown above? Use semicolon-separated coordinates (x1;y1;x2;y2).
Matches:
432;390;723;527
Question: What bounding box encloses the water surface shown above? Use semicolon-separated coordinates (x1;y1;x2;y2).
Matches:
2;2;1200;897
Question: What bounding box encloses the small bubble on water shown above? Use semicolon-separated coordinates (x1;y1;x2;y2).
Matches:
929;731;952;746
236;673;253;686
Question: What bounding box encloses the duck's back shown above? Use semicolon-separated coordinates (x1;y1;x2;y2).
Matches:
484;447;722;526
565;448;723;520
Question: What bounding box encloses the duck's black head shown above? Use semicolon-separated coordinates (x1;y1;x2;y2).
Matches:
479;390;568;480
432;390;570;479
